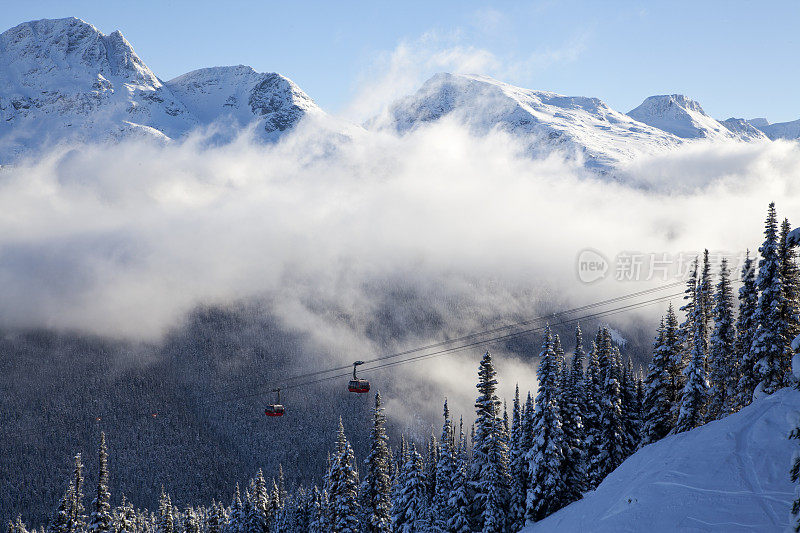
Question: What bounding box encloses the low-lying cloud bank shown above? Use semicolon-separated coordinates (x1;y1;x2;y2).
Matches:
1;118;799;413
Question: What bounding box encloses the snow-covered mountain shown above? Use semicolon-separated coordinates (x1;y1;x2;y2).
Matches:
1;17;798;170
166;65;323;142
378;73;681;171
627;94;768;141
721;117;771;141
524;387;798;532
760;118;800;141
0;18;321;162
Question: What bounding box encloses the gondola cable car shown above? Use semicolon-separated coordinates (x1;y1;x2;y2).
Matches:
265;388;285;417
348;361;370;393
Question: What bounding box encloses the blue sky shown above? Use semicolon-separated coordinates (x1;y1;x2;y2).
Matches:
2;1;798;123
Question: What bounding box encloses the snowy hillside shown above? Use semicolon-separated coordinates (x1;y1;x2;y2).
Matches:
627;94;765;141
378;73;681;171
0;18;321;161
523;387;798;532
166;65;323;141
760;118;800;141
0;17;798;169
721;117;771;141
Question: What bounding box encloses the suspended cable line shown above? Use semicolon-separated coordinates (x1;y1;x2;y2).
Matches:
4;280;698;439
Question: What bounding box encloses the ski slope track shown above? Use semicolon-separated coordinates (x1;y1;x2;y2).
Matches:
522;387;799;532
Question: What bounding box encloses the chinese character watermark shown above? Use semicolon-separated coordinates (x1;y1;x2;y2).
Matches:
576;249;754;284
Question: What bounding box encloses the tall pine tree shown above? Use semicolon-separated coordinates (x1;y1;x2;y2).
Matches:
526;327;568;522
752;202;787;397
431;400;455;532
676;277;710;432
734;251;760;410
87;432;111;533
328;419;360;533
361;393;392;533
469;351;510;532
642;316;673;445
707;258;737;419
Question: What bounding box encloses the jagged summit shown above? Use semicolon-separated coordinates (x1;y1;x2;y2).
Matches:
0;18;323;162
166;65;321;139
1;18;798;167
0;17;160;91
627;94;746;140
721;117;770;141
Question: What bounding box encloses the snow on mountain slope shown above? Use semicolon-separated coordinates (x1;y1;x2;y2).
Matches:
165;65;323;141
627;94;758;141
378;73;680;171
523;387;799;532
0;18;324;162
721;117;770;141
0;18;196;160
761;119;800;141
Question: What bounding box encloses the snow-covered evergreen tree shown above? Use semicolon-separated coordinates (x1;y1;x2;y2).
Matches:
508;386;527;531
277;465;287;511
424;430;439;513
781;218;800;385
586;329;627;481
360;393;392;533
676;278;710;432
49;483;74;533
431;399;455;532
583;338;604;490
309;486;329;533
114;495;136;533
753;202;787;397
224;484;243;533
569;325;588;491
602;338;627;475
446;432;471;533
734;251;760;411
673;258;700;420
559;326;586;505
707;258;737;419
620;359;641;455
70;453;86;533
87;432;111;533
642;314;674;445
183;509;199;533
698;249;714;343
328;419;360;533
469;351;510;532
245;470;269;533
526;327;568;522
392;445;428;533
206;501;224;533
157;488;174;533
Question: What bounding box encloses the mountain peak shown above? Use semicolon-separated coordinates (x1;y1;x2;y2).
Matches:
0;17;326;161
0;17;160;92
166;66;320;137
381;72;678;171
634;94;707;115
627;93;738;140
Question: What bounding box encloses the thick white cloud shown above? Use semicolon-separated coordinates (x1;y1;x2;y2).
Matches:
1;116;799;421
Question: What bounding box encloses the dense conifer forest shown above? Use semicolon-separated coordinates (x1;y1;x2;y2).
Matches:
6;202;800;532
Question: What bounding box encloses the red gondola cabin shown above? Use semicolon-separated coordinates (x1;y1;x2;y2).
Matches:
348;378;370;393
265;388;285;417
348;361;370;393
265;404;285;417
